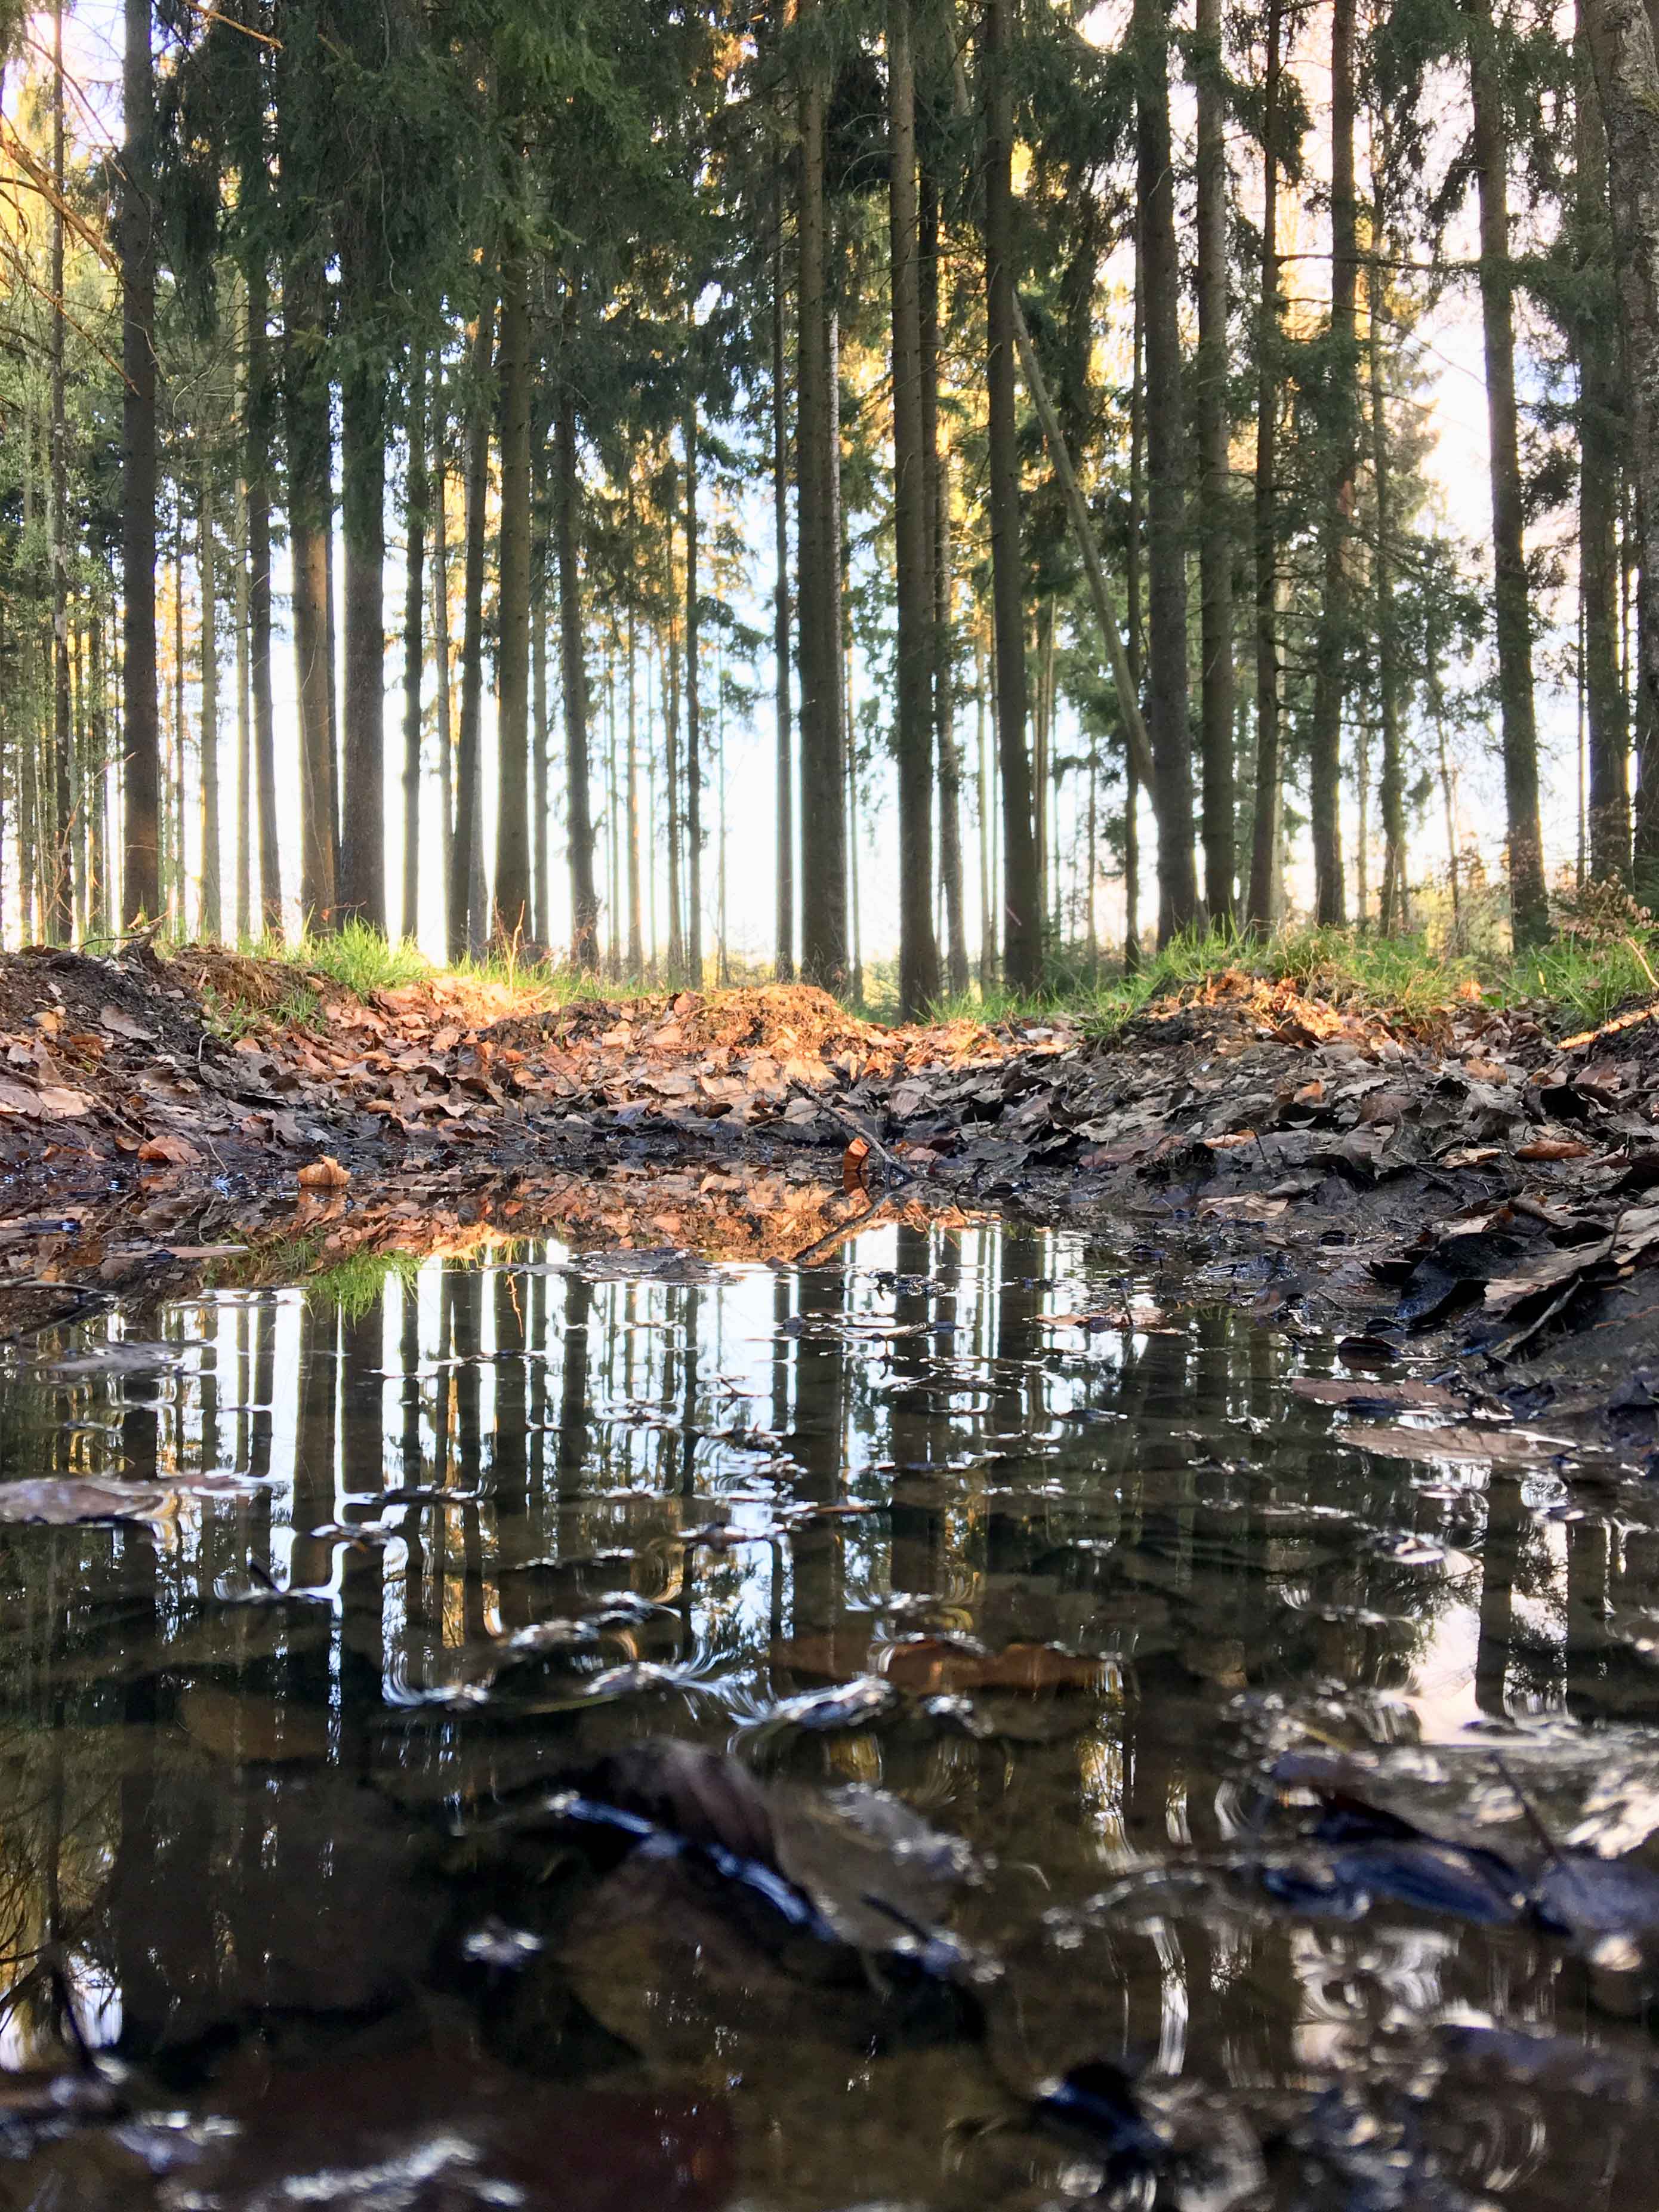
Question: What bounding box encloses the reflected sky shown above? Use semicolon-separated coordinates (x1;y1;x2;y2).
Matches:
0;1215;1654;2207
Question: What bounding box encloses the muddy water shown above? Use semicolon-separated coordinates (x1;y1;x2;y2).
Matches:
1;1212;1658;2207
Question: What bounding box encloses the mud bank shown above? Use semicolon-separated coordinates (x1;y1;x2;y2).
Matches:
1;942;1656;1447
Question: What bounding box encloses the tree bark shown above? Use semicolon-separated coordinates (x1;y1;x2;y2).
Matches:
495;242;533;942
1586;0;1659;896
684;396;704;984
1371;175;1410;933
1467;0;1549;945
665;606;683;977
1135;0;1199;941
921;167;969;997
1127;254;1145;970
532;435;551;950
556;362;599;969
121;0;160;926
448;277;495;962
431;378;454;927
234;453;251;938
1309;0;1356;925
796;0;847;988
983;0;1040;990
627;603;643;973
338;272;386;932
1246;0;1284;931
889;0;942;1016
49;0;72;943
401;344;427;941
199;469;221;938
1575;1;1632;882
247;261;281;935
281;218;338;931
1194;0;1236;927
773;170;795;982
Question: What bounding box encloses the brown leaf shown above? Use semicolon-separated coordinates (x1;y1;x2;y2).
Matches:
99;1003;156;1043
36;1085;92;1119
138;1133;202;1167
1514;1138;1596;1162
297;1155;352;1190
1198;1193;1289;1221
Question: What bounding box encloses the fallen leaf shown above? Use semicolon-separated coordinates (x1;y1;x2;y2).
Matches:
99;1004;155;1043
36;1086;91;1118
1198;1193;1289;1221
138;1133;202;1167
298;1155;352;1190
1515;1138;1596;1162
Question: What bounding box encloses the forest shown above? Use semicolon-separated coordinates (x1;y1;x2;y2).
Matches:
2;0;1659;1018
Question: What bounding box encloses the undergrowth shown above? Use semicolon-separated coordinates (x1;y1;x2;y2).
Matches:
165;907;1659;1042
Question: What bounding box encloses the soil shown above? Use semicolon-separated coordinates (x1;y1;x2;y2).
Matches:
1;943;1655;1449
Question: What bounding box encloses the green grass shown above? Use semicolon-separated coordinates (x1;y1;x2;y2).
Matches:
306;1246;424;1320
169;910;1658;1045
930;918;1659;1040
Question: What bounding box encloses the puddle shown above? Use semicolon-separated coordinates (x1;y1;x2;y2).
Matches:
2;1207;1658;2206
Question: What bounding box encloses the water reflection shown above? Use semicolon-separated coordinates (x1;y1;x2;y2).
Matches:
0;1216;1655;2205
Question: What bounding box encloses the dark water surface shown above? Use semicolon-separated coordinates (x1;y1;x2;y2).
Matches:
2;1210;1659;2207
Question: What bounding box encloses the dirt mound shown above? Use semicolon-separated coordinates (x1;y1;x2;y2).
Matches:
0;943;219;1063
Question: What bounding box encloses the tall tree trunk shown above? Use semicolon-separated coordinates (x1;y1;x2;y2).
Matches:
121;0;160;926
1585;0;1659;896
796;0;847;988
431;380;454;927
532;430;551;950
889;0;941;1016
495;243;533;942
401;344;427;941
921;166;968;996
1194;0;1236;928
773;181;795;983
1575;3;1632;882
983;0;1040;990
665;611;683;976
1308;0;1356;925
449;277;495;962
1370;177;1410;934
338;295;386;930
171;513;185;925
282;229;338;931
1126;253;1145;971
1247;0;1284;931
556;363;599;969
684;398;704;984
1467;0;1549;945
627;602;643;973
235;443;252;938
1135;0;1199;940
247;262;280;935
49;0;72;943
199;469;220;938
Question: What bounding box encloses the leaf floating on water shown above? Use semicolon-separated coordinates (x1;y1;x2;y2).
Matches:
45;1338;183;1379
0;1472;259;1526
1290;1376;1465;1412
1341;1421;1583;1469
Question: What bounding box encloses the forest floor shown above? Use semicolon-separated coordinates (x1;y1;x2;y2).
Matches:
1;934;1657;1459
